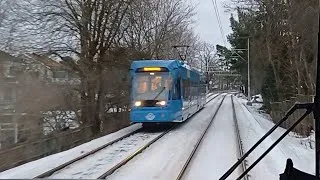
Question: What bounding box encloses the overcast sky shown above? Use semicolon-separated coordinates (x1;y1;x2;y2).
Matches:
191;0;233;47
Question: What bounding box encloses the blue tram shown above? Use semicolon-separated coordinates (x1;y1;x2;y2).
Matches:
129;60;206;124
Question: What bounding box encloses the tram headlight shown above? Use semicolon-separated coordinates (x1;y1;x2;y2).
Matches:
134;101;142;107
156;101;166;106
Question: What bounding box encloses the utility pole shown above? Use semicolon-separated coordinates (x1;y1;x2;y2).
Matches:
231;37;250;101
205;56;209;92
247;38;251;101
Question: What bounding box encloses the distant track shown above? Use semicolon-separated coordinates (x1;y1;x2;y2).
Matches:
207;93;220;103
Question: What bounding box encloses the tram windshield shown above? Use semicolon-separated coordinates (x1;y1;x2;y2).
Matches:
132;72;172;100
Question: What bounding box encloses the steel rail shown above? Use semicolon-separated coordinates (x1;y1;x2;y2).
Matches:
97;125;176;179
36;94;222;179
175;94;227;180
98;94;223;179
231;95;249;180
35;128;142;178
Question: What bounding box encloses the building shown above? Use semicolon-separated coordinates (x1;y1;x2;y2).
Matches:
0;51;80;148
18;53;80;85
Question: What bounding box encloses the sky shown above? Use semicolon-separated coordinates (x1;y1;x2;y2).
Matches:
191;0;234;48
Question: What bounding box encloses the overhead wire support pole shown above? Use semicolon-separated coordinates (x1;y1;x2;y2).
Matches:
247;38;250;101
232;37;250;101
220;8;320;177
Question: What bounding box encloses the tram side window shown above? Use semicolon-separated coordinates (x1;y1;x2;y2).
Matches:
172;79;181;100
182;79;190;100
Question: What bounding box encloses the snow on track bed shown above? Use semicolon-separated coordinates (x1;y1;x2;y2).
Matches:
106;95;225;180
182;95;242;180
0;124;142;179
234;96;315;179
48;131;162;179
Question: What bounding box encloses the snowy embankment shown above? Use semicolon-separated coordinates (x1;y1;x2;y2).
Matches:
0;124;141;178
234;96;315;179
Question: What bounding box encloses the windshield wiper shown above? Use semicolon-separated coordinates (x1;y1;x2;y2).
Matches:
152;87;165;100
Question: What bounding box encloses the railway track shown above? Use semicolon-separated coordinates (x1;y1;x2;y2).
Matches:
175;94;249;180
35;93;220;179
36;127;174;179
35;128;143;178
231;95;249;180
175;94;227;180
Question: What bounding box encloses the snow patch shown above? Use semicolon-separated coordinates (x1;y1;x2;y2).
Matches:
251;94;263;103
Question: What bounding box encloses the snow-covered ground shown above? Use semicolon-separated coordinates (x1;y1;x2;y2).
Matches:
1;92;314;180
49;132;161;179
234;96;315;179
106;95;225;180
0;92;220;179
0;124;141;179
183;95;242;180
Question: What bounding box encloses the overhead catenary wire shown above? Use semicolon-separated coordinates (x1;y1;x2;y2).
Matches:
210;0;246;63
211;0;227;47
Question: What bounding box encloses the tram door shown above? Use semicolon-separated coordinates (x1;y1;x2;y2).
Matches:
170;78;183;121
182;79;190;120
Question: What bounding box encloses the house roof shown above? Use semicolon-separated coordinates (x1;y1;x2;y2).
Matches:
28;53;64;68
0;51;21;63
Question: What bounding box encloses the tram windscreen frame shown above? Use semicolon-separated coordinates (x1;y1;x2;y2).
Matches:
132;72;172;101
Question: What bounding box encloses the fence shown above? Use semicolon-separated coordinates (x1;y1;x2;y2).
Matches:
0;111;130;172
0;125;93;172
270;94;314;136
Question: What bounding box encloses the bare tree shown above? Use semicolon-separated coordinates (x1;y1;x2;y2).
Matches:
0;0;133;133
0;0;202;135
120;0;197;59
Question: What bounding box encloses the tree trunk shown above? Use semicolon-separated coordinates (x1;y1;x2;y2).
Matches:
266;38;280;91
